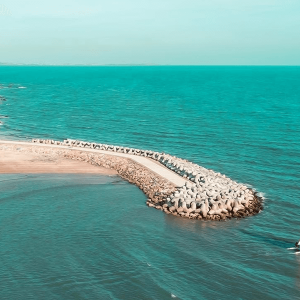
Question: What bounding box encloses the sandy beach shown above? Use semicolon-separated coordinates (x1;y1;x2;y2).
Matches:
0;148;117;174
0;140;177;210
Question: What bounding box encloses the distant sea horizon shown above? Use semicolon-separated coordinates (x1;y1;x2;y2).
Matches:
1;63;300;66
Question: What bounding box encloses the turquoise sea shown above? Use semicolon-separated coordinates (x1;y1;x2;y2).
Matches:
0;66;300;299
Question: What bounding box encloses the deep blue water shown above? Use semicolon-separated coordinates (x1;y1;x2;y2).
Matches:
0;66;300;299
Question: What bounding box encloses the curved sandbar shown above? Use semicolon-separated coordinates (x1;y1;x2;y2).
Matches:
0;139;263;220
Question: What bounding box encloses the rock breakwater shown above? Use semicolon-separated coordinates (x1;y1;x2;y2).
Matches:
31;138;263;220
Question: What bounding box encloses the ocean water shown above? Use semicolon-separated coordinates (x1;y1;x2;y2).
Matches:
0;66;300;299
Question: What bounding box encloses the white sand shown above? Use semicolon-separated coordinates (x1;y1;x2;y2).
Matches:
0;140;186;186
0;149;117;174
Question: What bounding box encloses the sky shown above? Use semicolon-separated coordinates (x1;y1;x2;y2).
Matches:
0;0;300;65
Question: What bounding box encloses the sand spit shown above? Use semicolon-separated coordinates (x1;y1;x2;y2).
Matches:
0;142;176;209
0;148;117;174
1;139;263;221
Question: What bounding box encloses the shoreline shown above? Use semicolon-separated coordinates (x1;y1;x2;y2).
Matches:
0;139;263;221
0;141;177;211
0;149;117;174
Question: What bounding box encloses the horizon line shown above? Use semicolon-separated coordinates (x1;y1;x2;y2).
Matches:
0;63;300;67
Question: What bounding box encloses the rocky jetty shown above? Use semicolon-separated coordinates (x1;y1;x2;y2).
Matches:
31;138;263;220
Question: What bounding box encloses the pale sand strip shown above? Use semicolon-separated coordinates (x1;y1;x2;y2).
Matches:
0;149;117;174
0;140;187;186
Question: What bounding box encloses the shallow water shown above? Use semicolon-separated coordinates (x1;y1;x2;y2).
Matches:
0;66;300;299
